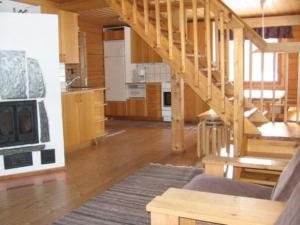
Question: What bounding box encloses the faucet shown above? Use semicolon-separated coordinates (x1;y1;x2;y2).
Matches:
66;76;80;89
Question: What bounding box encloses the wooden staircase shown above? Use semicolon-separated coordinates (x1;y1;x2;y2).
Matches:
105;0;300;158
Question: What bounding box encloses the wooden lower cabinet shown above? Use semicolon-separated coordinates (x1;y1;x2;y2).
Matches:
62;89;106;152
105;101;127;117
146;83;162;120
127;99;147;118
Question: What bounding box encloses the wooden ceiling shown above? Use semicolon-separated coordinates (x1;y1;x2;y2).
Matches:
19;0;300;25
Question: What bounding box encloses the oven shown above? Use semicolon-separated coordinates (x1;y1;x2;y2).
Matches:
161;82;171;121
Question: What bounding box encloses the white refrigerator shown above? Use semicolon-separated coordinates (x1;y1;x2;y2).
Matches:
104;40;127;101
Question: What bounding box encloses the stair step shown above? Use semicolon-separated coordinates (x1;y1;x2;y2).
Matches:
248;122;300;141
287;106;300;122
244;108;258;118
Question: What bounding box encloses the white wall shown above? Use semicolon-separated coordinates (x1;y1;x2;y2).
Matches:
0;13;65;176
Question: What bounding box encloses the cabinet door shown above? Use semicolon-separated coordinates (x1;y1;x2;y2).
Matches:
78;91;96;144
105;101;127;117
41;6;79;64
60;10;79;63
62;93;81;151
127;99;146;118
146;83;162;120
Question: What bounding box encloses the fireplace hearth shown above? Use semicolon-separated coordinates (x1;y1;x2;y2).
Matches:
0;100;39;148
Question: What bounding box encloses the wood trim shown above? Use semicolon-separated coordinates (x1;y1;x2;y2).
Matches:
147;188;285;225
0;166;65;181
244;15;300;28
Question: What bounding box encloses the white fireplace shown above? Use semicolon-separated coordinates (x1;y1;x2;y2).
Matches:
0;13;65;176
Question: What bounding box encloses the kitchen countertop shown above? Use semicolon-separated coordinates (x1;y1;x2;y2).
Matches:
61;87;106;95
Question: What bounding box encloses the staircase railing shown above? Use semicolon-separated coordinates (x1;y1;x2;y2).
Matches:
106;0;300;156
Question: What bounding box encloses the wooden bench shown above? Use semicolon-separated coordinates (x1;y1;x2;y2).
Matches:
146;188;285;225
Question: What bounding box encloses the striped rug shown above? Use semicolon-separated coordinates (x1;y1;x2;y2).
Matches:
54;164;202;225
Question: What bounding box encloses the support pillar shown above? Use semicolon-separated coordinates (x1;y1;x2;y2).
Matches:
171;73;185;152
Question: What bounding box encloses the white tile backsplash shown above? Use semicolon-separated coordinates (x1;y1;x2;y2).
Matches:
133;62;171;83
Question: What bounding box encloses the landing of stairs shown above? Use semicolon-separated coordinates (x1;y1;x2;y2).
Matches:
250;122;300;141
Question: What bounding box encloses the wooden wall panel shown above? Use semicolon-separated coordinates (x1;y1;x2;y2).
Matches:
184;84;210;122
287;26;300;105
78;18;104;87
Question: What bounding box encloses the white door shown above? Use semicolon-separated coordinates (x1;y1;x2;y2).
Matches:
104;56;127;101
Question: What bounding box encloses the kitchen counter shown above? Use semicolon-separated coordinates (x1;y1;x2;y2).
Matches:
61;87;106;95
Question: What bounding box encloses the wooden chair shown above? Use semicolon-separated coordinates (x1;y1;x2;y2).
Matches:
197;109;230;158
147;148;300;225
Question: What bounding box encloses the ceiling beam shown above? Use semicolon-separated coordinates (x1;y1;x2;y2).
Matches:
244;15;300;28
60;0;108;12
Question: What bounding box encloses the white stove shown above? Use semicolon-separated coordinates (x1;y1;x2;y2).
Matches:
161;82;171;122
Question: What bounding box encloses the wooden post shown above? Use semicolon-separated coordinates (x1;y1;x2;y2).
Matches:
249;42;253;102
171;73;185;152
205;0;212;100
284;53;289;123
179;0;186;73
297;53;300;122
133;0;137;24
220;11;225;112
272;53;276;122
233;28;245;157
226;27;230;82
260;53;265;111
144;0;149;35
192;0;199;86
167;0;173;59
214;16;219;70
155;0;161;47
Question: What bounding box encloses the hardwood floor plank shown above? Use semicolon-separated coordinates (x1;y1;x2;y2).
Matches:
0;120;199;225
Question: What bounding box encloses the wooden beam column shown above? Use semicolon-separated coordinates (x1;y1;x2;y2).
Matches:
233;28;245;157
171;73;185;152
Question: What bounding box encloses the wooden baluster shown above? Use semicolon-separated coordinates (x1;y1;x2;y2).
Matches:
133;0;137;24
167;0;173;59
249;43;253;102
144;0;149;35
155;0;161;47
205;0;212;99
260;52;265;111
121;0;126;15
272;53;276;123
192;0;199;86
297;53;300;122
214;15;219;70
226;27;230;82
220;11;225;112
284;53;289;123
233;28;244;157
179;0;186;73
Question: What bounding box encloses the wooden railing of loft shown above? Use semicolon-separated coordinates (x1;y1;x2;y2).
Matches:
107;0;300;155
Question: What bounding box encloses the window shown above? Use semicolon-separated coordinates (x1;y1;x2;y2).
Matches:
228;38;278;82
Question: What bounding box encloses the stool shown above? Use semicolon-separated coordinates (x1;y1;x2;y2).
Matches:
197;110;231;158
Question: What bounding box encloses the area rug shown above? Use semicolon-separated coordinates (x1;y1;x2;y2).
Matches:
53;164;202;225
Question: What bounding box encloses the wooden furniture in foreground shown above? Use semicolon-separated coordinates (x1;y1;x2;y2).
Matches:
146;188;285;225
197;110;230;158
41;6;79;64
203;155;289;185
62;88;106;152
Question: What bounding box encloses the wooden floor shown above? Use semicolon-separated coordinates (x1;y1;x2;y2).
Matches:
0;119;199;225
